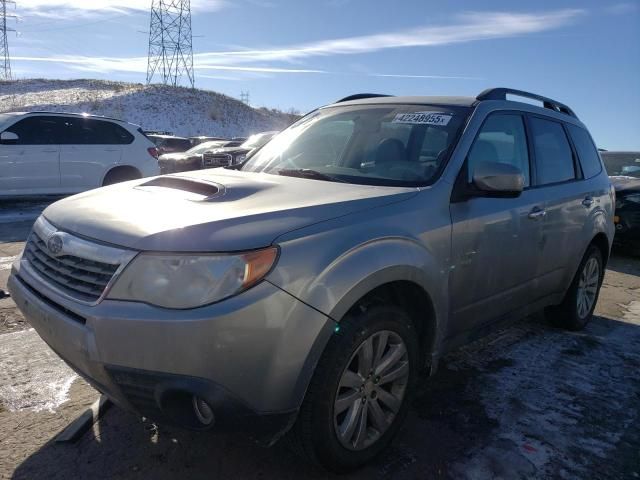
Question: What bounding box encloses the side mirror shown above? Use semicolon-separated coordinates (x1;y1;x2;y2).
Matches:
472;161;524;197
0;131;18;145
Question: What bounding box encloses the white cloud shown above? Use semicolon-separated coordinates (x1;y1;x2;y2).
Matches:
192;9;586;65
197;65;326;74
12;8;585;80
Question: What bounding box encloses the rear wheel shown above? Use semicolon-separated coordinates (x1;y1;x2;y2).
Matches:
102;167;141;186
287;304;418;472
546;244;604;330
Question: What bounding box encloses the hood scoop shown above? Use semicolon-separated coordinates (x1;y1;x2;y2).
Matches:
136;176;226;201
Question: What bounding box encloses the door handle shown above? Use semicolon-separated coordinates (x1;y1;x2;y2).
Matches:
42;149;58;153
582;196;594;208
528;207;547;220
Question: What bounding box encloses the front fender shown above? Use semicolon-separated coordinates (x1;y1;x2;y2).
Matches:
269;234;449;351
308;237;445;323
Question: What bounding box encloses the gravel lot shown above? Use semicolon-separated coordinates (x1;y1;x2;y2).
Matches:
0;198;638;479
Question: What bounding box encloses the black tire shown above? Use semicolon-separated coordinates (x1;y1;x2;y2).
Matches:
546;244;604;331
102;168;141;186
287;304;419;473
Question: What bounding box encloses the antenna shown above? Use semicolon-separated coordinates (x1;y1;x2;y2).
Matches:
240;91;250;105
0;0;15;80
146;0;194;88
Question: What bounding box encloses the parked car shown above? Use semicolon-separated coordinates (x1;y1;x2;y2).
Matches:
146;134;192;155
601;151;640;252
189;136;228;146
8;88;614;472
0;111;160;197
201;131;278;168
158;140;230;174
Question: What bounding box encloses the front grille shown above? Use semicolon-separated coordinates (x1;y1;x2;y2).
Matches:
24;232;119;302
202;152;232;167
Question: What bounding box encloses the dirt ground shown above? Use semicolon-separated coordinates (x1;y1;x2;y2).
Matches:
0;199;639;479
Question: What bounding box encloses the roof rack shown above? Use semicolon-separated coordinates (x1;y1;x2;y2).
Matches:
23;111;130;123
476;88;577;118
335;93;392;103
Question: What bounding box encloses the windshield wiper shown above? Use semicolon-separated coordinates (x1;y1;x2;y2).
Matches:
277;168;346;183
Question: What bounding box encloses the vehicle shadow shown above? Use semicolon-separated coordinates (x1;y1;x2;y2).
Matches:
11;314;640;480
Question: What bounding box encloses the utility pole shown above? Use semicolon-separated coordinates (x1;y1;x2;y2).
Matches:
240;91;250;105
0;0;15;80
146;0;194;88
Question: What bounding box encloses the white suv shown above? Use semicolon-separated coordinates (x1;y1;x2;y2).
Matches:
0;112;160;197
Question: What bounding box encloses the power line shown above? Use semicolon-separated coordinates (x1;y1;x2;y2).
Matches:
146;0;194;88
1;0;15;80
240;91;250;105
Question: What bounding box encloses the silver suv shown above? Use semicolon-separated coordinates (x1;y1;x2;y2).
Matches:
8;88;614;472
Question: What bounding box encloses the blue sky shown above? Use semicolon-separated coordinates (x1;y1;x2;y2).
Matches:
5;0;640;150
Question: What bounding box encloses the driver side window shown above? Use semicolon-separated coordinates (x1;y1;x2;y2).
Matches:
468;113;530;187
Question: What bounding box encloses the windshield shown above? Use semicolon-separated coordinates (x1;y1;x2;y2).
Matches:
241;104;469;186
0;113;19;128
186;141;225;154
601;152;640;178
242;133;274;150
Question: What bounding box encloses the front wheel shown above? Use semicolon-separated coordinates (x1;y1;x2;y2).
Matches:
287;304;418;472
546;244;604;331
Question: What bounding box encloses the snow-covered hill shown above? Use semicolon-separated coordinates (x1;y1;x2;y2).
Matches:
0;79;298;138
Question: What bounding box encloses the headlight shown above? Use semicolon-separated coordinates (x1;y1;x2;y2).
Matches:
625;193;640;204
107;247;278;309
235;154;246;164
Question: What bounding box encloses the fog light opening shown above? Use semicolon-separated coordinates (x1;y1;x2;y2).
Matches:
192;396;215;426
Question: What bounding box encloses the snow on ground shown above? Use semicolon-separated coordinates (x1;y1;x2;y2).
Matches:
0;79;298;138
446;306;640;479
0;329;77;412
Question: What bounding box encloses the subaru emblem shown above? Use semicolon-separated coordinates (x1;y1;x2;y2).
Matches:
47;234;64;256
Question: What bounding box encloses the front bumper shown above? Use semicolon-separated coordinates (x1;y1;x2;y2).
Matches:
8;261;334;439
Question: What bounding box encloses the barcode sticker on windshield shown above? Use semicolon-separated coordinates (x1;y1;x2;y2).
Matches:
392;112;452;126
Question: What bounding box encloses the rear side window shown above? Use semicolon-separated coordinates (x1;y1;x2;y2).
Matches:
529;117;576;185
6;116;65;145
468;113;531;187
567;124;602;179
66;118;134;145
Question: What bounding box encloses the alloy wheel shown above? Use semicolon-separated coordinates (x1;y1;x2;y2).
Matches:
577;256;600;319
333;330;409;451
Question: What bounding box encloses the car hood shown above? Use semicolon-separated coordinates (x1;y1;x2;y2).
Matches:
43;169;417;252
610;175;640;194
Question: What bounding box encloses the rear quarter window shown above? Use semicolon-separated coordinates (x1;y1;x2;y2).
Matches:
567;124;602;179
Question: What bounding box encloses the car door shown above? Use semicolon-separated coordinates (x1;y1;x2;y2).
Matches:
0;116;62;194
526;115;589;297
60;117;123;189
448;112;547;340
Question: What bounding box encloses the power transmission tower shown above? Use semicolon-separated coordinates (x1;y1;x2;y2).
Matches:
240;91;250;105
146;0;194;88
0;0;15;80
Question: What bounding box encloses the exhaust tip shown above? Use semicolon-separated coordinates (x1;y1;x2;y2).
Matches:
192;396;215;426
